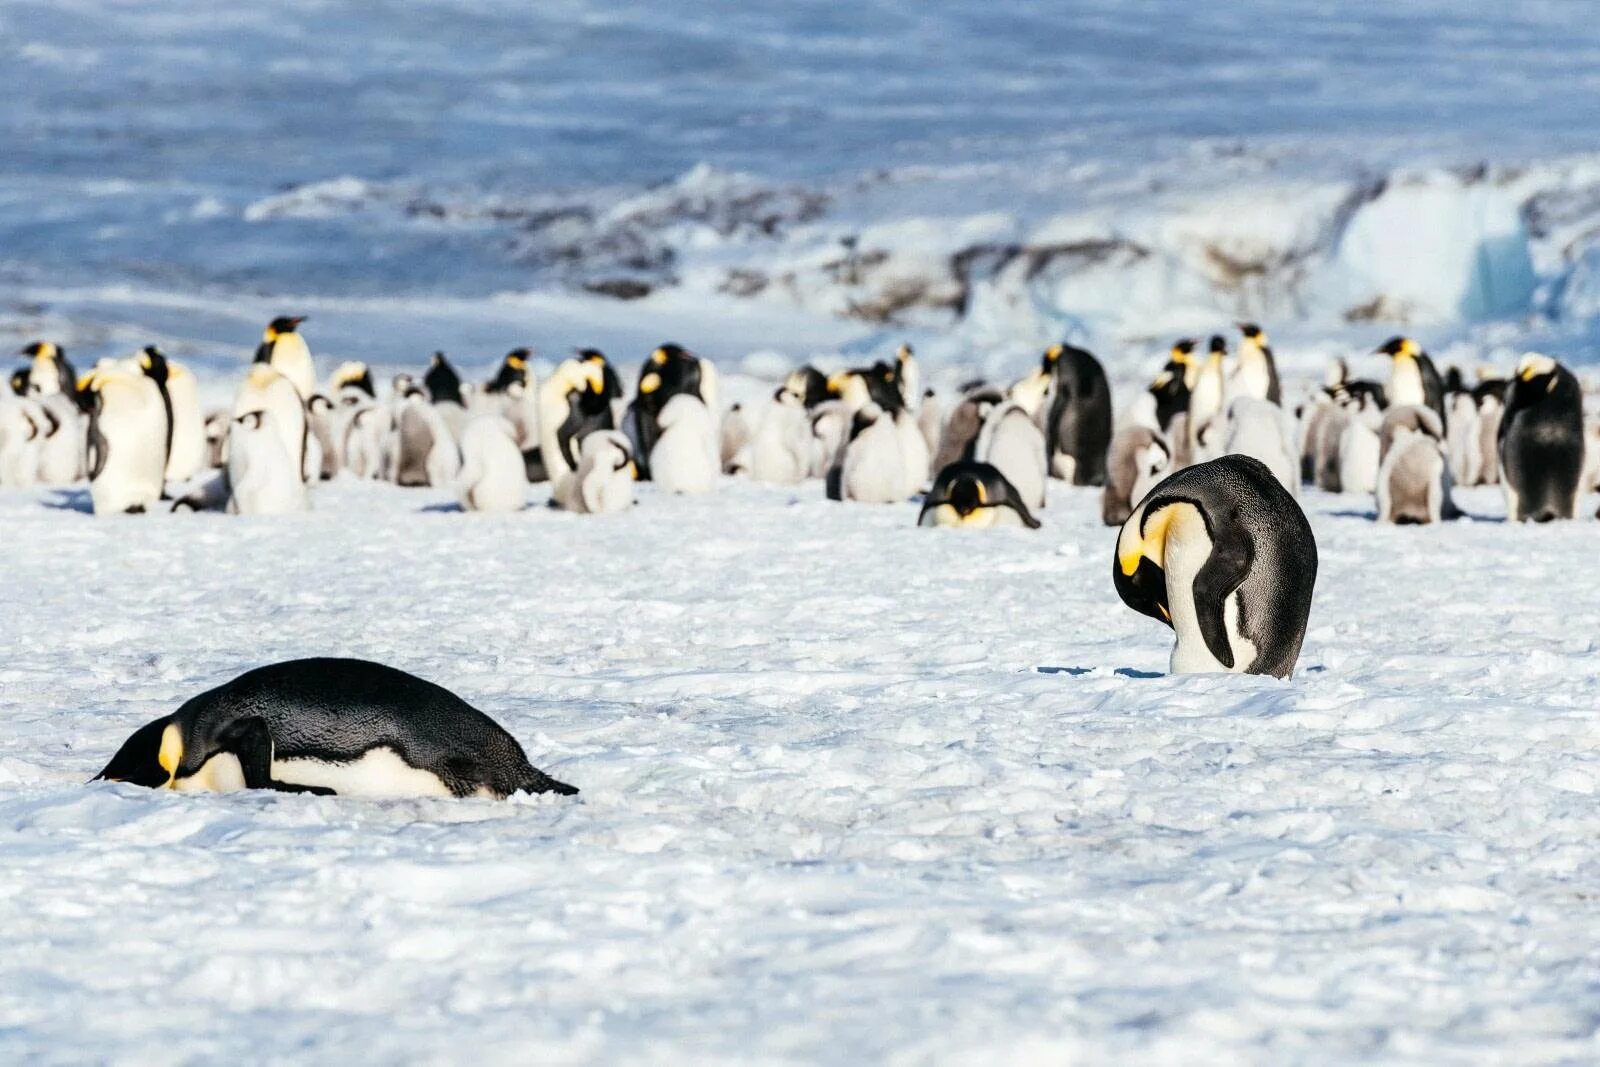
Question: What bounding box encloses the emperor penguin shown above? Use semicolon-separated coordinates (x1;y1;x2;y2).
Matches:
919;460;1041;529
720;402;752;474
234;363;307;482
20;342;77;398
916;388;943;461
394;385;461;488
650;392;718;494
1446;386;1483;487
1376;406;1453;525
552;430;636;514
138;346;205;483
423;351;469;441
455;415;527;513
825;371;907;502
1473;377;1506;487
1230;323;1281;405
748;386;812;485
784;365;831;409
1040;342;1112;485
632;344;718;479
1377;336;1447;432
537;356;609;483
1102;426;1172;527
1499;353;1585;522
254;316;316;400
329;360;376;400
203;410;230;469
486;348;532;395
1334;384;1385;495
227;410;306;515
1186;336;1228;463
975;368;1050;511
306;394;341;481
79;363;168;514
0;398;44;486
1150;340;1194;439
895;343;922;412
93;657;577;799
1222;396;1298;495
1114;453;1317;678
932;385;1004;476
808;400;851;480
34;391;85;485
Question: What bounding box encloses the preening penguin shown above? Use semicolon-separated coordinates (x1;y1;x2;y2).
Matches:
1114;453;1317;678
632;344;718;479
650;392;718;494
1102;426;1172;527
975;369;1050;511
748;386;812;485
1376;406;1452;525
1499;353;1584;522
537;356;609;482
94;658;577;799
79;363;168;515
1040;342;1112;485
1378;336;1447;432
552;430;636;514
234;363;307;483
20;341;77;398
254;316;316;400
227;410;307;515
1230;324;1281;405
455;415;527;513
919;460;1041;529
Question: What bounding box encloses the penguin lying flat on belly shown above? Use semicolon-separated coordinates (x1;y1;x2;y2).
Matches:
1114;453;1317;678
95;658;577;799
919;460;1040;529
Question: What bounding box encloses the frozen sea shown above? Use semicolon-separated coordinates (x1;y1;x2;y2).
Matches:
3;1;1600;1063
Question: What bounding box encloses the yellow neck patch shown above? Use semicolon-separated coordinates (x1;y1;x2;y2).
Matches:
158;723;183;787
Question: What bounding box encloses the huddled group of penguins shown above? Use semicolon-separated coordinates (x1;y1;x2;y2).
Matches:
46;317;1591;802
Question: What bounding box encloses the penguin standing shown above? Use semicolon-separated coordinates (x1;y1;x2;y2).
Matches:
253;316;315;400
536;356;609;483
234;363;307;483
919;460;1040;529
20;342;77;398
650;393;718;494
1222;396;1298;495
1376;406;1452;525
1446;384;1483;487
227;410;306;515
975;369;1050;511
1114;454;1317;678
1150;340;1194;442
747;387;812;486
393;384;461;489
1230;324;1281;405
306;394;341;481
483;349;539;451
1473;377;1507;487
631;344;718;480
552;430;636;514
784;365;831;409
1102;426;1171;527
720;403;752;474
423;352;469;442
895;343;922;412
138;346;205;484
1041;343;1112;484
1378;336;1447;432
79;363;168;514
916;388;943;462
455;415;527;513
0;397;44;486
1186;336;1228;463
1334;385;1384;494
1499;353;1584;522
94;658;576;799
34;391;85;485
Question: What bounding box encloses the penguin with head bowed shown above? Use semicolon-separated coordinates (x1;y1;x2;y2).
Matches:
552;429;636;514
1040;342;1112;484
329;360;376;400
650;392;719;494
1102;426;1172;527
1376;405;1453;525
1150;340;1194;439
306;394;340;481
93;658;577;799
631;344;718;479
784;365;831;409
453;414;528;513
1231;323;1281;405
1222;395;1298;496
1186;336;1228;463
975;368;1050;511
1499;353;1584;522
234;363;307;484
227;409;306;515
253;316;315;400
931;384;1004;474
919;460;1040;529
1377;336;1447;433
537;355;611;483
138;346;205;483
748;386;812;486
1114;453;1317;678
20;341;77;399
78;363;168;514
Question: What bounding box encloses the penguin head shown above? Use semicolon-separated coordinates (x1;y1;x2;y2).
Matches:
826;371;872;412
506;348;530;370
896;343;914;366
1238;322;1266;344
1114;498;1202;629
1515;352;1558;383
947;471;986;517
137;346;170;385
94;713;251;793
93;716;177;788
1377;336;1420;361
21;341;59;363
1170;339;1196;363
263;316;306;343
1207;335;1227;361
9;368;28;397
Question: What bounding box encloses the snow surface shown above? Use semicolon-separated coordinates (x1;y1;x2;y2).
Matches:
2;476;1599;1063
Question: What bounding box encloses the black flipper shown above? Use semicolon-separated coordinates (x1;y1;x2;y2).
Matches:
216;716;333;795
1191;528;1254;670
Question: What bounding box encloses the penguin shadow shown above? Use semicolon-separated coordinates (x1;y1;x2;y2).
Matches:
42;489;93;515
1326;508;1378;521
419;502;464;514
1113;667;1163;680
1032;666;1165;680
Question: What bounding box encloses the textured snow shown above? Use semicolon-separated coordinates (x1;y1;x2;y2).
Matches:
2;477;1599;1062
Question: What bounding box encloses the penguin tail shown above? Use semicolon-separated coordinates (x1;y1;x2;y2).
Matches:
526;769;579;797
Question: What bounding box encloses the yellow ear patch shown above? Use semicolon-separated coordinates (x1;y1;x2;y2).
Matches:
263;327;278;343
639;372;661;395
1045;344;1063;361
507;355;526;369
975;481;988;505
158;723;183;787
1120;502;1197;575
650;349;668;365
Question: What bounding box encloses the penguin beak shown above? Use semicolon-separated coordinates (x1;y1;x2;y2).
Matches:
638;372;661;395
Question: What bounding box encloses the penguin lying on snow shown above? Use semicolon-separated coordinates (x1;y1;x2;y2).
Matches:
1499;353;1584;522
918;461;1040;529
1115;454;1317;678
95;658;576;799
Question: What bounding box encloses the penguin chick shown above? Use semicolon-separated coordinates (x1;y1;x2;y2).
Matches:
748;387;811;486
393;392;461;488
80;365;167;515
721;402;752;474
307;394;340;481
916;388;943;462
1115;453;1317;678
34;392;85;485
650;393;718;495
975;369;1050;511
1377;418;1452;526
834;402;907;503
227;410;306;515
931;386;1004;475
1102;426;1171;527
1222;396;1298;496
455;415;527;513
919;460;1040;529
552;430;636;514
94;658;576;799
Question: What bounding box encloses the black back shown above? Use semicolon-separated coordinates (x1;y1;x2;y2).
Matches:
1044;344;1112;485
424;352;464;405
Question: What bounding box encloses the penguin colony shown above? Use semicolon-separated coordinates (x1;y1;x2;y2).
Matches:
22;319;1591;794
